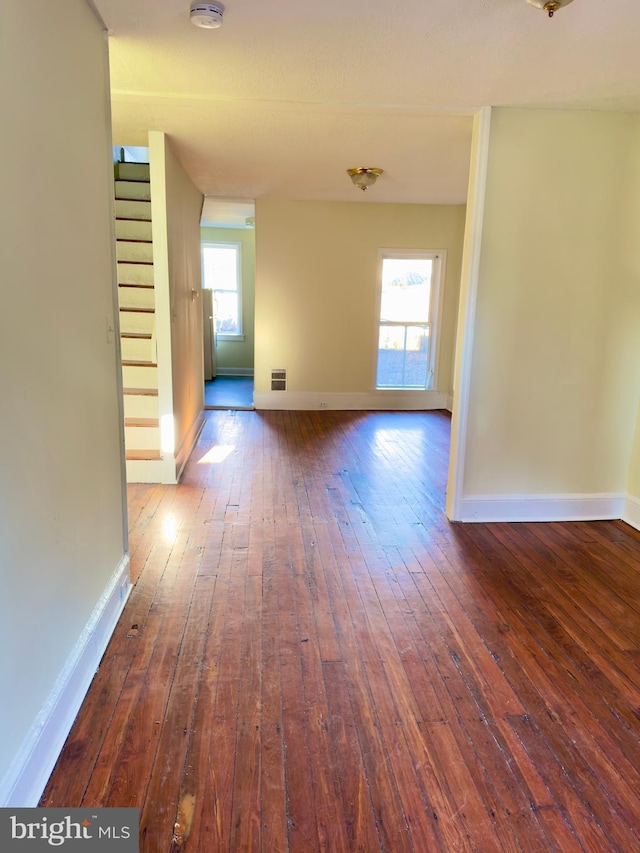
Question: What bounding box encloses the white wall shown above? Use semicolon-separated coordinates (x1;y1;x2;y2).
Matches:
254;199;465;409
459;109;640;517
0;0;128;802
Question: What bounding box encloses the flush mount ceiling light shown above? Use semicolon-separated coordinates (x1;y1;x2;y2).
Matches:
190;2;224;28
347;167;383;192
526;0;574;18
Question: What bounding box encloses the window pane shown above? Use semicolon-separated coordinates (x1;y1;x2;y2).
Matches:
214;291;239;335
376;325;430;389
202;242;242;336
202;246;238;291
380;258;432;323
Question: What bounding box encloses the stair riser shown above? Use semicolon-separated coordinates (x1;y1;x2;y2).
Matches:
116;242;154;263
115;219;153;241
120;312;155;335
125;425;161;450
118;286;155;310
117;263;154;286
115;199;151;220
115;180;151;201
123;395;159;420
121;337;155;362
122;365;158;388
114;163;150;182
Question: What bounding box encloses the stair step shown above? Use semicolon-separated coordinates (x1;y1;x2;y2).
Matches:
115;199;152;220
117;262;154;286
123;388;159;396
126;450;162;461
122;364;158;387
115;180;151;201
125;424;161;450
122;359;157;367
115;218;153;241
121;336;155;362
116;216;152;223
123;393;159;420
114;162;150;182
121;332;152;339
125;418;159;428
120;311;155;335
119;286;155;312
119;283;154;289
117;244;154;264
120;307;155;314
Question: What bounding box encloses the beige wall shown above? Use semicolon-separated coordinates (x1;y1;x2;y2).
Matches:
164;139;205;466
0;0;127;789
463;109;640;497
201;226;255;372
623;117;640;501
628;408;640;498
254;199;465;396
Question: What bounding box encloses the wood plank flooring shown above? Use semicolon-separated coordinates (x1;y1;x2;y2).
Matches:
41;410;640;851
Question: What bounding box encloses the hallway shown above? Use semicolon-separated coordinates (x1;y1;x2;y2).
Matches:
41;410;640;851
204;376;254;410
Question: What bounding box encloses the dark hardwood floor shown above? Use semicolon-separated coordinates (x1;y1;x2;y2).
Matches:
41;410;640;851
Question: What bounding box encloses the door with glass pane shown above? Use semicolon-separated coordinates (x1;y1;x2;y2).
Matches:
376;253;441;390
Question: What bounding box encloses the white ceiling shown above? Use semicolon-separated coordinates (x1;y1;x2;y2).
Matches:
96;0;640;217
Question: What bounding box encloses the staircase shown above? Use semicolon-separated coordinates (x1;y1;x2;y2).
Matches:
114;162;161;462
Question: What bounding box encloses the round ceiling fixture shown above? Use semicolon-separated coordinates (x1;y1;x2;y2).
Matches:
347;167;383;192
526;0;574;17
190;2;224;28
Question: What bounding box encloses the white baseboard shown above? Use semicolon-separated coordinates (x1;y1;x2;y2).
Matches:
0;555;131;807
253;390;448;411
458;493;625;523
214;368;254;377
622;494;640;532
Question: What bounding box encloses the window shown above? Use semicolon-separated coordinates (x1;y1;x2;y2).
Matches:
375;251;444;390
201;242;243;339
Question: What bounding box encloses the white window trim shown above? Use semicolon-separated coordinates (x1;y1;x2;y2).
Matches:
373;249;447;392
201;241;243;340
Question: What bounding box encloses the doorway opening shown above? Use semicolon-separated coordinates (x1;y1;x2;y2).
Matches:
201;198;255;410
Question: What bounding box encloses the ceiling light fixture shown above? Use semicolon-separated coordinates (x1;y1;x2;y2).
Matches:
347;167;383;192
526;0;574;18
190;2;224;28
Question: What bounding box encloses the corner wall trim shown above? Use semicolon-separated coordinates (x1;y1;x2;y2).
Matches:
622;494;640;532
458;493;625;523
446;106;492;521
0;555;132;807
175;410;206;482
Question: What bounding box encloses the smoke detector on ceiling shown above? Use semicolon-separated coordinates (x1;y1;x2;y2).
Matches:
190;2;224;29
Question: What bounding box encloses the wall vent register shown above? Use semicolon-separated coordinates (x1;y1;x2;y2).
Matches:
271;369;287;391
